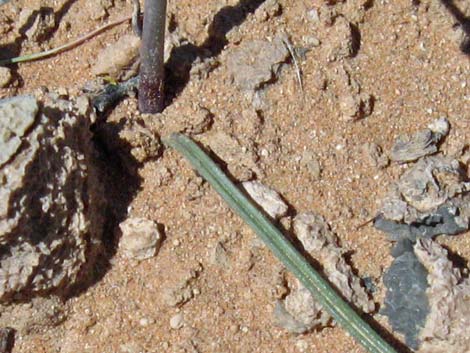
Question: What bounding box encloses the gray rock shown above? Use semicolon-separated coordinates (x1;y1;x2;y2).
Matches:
391;118;450;162
0;94;104;302
0;96;38;166
376;155;470;241
226;36;289;91
382;238;470;353
382;239;429;350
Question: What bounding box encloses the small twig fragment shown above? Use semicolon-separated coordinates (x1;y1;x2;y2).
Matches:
0;16;133;65
280;32;303;92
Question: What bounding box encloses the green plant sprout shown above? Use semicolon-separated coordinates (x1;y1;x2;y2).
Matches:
164;133;399;353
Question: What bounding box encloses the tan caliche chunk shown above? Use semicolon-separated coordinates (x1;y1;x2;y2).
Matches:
242;181;288;219
92;34;141;81
118;217;162;260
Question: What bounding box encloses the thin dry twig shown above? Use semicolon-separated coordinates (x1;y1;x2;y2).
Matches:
280;32;303;92
0;16;133;65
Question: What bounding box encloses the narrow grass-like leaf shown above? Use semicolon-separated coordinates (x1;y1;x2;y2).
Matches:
164;133;398;353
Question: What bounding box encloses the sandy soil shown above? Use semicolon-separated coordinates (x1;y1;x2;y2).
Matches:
1;0;469;352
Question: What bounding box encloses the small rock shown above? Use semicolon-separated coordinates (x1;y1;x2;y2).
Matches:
118;218;162;260
210;242;230;268
138;317;154;327
304;35;321;48
324;16;356;61
255;0;282;21
0;327;14;353
362;142;389;169
24;8;55;43
306;9;320;23
92;34;141;81
339;92;372;120
226;36;289;91
275;213;374;333
301;151;322;179
164;265;202;307
242;181;288;219
390;118;450;162
0;67;12;88
169;313;184;330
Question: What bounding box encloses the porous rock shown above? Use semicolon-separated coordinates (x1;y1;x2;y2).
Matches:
376;155;470;240
415;239;470;353
118;217;162;261
226;36;289;91
0;94;104;302
275;213;374;333
242;181;288;219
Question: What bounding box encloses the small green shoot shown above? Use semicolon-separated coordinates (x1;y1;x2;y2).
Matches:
164;133;398;353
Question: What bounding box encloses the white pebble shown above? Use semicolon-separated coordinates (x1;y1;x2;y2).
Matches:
170;313;184;330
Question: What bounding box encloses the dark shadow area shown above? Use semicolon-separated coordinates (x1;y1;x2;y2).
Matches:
66;119;145;299
440;0;470;54
441;244;469;278
0;327;15;353
350;23;362;57
164;0;267;104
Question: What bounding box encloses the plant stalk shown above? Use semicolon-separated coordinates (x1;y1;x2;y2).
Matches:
138;0;167;113
164;133;399;353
